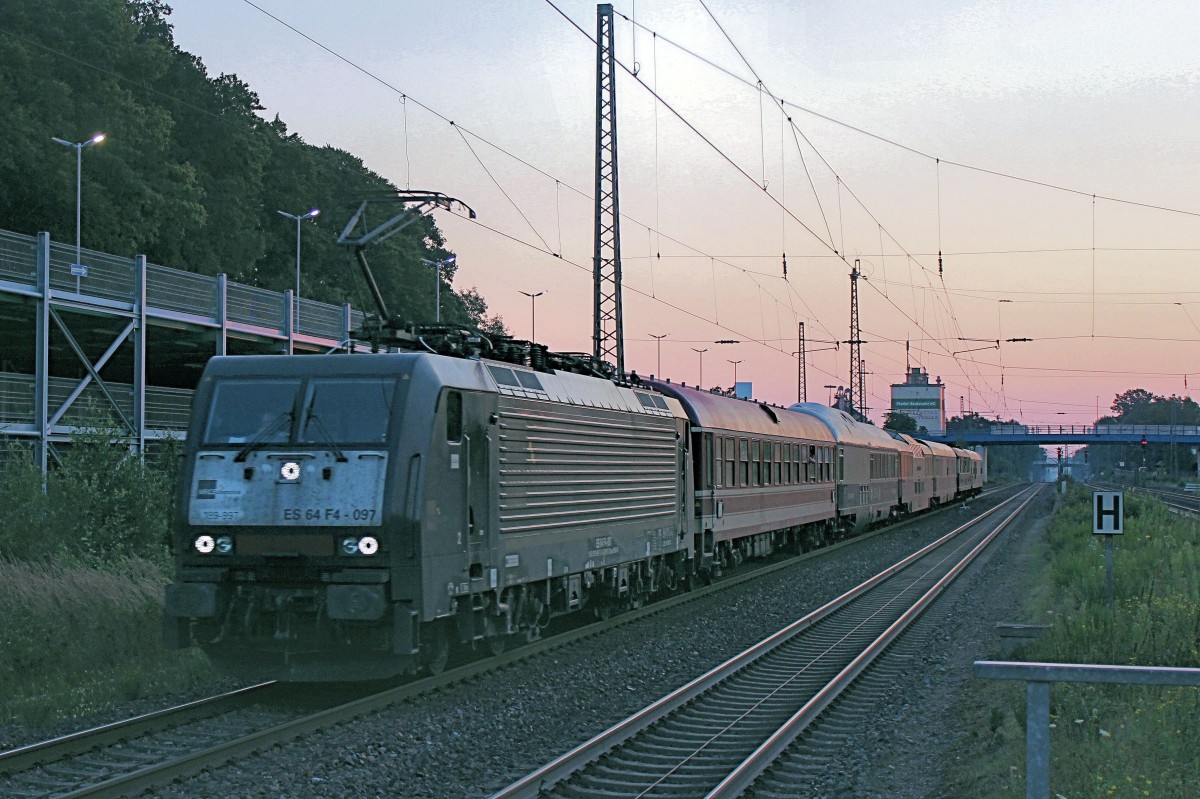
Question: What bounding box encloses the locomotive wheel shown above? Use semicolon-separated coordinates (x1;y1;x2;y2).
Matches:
422;622;450;675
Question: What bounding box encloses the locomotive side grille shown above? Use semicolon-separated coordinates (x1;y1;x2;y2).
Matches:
497;399;679;534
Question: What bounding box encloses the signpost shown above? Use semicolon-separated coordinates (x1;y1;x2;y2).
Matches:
1092;491;1123;609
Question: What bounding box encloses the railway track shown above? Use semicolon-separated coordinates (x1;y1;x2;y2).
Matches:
0;487;1018;799
487;484;1041;799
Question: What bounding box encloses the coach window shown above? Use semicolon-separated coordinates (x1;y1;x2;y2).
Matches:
725;437;736;487
446;391;463;441
773;442;782;485
793;444;801;485
751;440;761;485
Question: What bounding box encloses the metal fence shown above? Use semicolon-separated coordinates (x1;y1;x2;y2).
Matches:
973;660;1200;799
0;228;357;342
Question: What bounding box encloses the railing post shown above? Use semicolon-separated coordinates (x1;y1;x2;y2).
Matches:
133;254;147;455
1025;681;1050;799
284;288;295;354
34;232;50;478
216;274;228;357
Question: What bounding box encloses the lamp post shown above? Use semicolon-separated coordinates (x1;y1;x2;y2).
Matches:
649;333;668;377
519;289;545;341
728;359;743;393
51;132;106;292
691;347;708;389
277;208;320;325
420;255;457;322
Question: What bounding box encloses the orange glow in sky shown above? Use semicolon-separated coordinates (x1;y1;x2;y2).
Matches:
170;0;1200;425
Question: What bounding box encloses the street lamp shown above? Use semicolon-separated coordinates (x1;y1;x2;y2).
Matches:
519;289;546;341
421;255;456;322
691;348;708;389
728;359;743;392
277;208;320;323
51;132;106;292
649;333;668;377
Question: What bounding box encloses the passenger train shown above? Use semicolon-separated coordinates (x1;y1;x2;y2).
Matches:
164;329;983;681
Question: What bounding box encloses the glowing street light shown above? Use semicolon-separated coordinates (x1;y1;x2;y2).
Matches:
51;132;106;292
421;254;457;322
277;208;320;322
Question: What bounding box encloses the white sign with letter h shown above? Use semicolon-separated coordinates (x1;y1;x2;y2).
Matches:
1093;491;1123;535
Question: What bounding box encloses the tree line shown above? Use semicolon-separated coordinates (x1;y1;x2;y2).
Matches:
0;0;503;332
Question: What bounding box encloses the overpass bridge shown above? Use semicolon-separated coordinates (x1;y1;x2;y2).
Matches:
922;424;1200;447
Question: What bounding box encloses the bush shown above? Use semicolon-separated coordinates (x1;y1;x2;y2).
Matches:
0;420;180;564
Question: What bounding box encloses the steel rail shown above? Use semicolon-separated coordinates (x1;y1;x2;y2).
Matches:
1;486;1017;799
486;485;1038;799
706;484;1042;798
0;682;275;776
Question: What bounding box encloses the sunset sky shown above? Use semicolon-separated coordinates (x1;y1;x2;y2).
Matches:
169;0;1200;426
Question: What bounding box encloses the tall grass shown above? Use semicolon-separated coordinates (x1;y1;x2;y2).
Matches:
0;557;212;729
950;485;1199;797
0;422;216;731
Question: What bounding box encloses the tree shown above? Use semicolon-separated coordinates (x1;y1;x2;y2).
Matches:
0;0;501;330
882;411;918;433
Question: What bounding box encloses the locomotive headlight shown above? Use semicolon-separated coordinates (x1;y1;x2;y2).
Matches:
193;535;216;554
340;536;380;556
215;535;234;554
279;461;302;481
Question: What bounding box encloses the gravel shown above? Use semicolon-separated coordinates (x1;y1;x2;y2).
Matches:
8;483;1045;798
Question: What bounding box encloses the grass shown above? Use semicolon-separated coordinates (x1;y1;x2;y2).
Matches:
0;556;216;732
0;422;218;735
942;484;1199;798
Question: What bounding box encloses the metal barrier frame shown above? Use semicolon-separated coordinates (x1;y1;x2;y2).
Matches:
973;660;1200;799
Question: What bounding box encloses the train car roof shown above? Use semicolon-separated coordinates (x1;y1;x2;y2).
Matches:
199;353;687;421
786;402;905;450
888;431;928;454
954;447;984;462
917;438;957;457
646;380;835;441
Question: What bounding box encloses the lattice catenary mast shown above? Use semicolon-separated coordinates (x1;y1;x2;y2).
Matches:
848;259;866;419
592;3;625;376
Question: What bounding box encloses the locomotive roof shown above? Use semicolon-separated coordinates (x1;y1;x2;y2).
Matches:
645;380;835;441
199;353;688;421
786;402;905;450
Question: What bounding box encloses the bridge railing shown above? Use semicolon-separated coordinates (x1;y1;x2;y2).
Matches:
987;423;1200;437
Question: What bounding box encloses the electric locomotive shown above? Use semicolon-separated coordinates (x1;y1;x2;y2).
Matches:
164;341;695;681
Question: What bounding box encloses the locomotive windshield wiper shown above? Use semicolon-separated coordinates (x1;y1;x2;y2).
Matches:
233;411;293;462
303;407;349;462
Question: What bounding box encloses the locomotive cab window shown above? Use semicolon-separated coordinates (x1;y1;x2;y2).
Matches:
204;379;300;444
300;378;395;444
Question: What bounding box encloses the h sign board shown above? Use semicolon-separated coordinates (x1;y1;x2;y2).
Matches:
1093;491;1123;535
